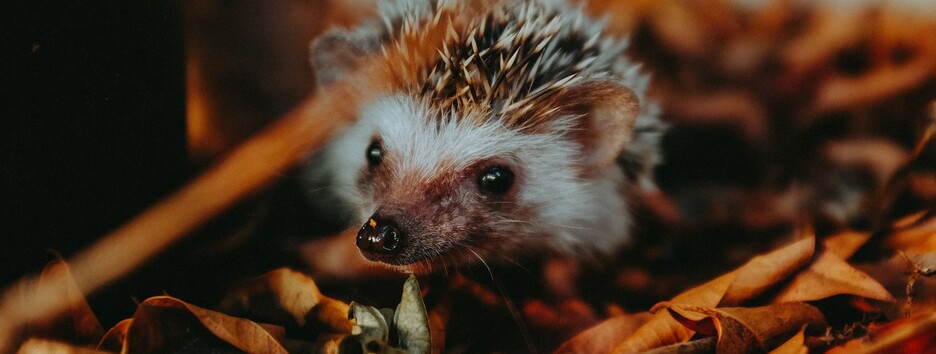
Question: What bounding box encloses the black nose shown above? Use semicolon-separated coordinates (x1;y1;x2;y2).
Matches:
356;216;405;257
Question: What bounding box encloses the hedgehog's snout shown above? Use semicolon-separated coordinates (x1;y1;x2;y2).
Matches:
356;215;405;259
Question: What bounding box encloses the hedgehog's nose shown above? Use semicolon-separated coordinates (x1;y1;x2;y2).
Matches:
356;216;404;257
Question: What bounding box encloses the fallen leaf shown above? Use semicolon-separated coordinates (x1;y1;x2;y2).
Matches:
29;259;104;346
611;272;737;354
96;319;130;352
773;250;896;303
610;236;817;354
660;302;826;354
351;302;389;339
338;275;431;354
767;325;807;354
216;268;352;334
554;312;652;354
394;274;431;353
339;303;407;354
124;296;287;354
720;237;815;306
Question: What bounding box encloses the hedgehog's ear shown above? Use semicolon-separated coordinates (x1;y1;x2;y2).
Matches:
559;80;641;176
311;29;376;87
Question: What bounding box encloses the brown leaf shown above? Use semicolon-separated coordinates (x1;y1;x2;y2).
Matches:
28;259;104;346
555;312;652;354
611;272;737;354
720;237;815;306
96;319;130;352
124;296;287;354
610;236;817;353
773;250;896;303
217;267;352;334
661;302;826;354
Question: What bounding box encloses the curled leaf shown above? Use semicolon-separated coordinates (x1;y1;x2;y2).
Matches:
661;302;826;354
217;268;352;334
124;296;287;354
612;236;816;353
348;302;390;344
96;319;131;352
612;272;737;354
394;274;430;353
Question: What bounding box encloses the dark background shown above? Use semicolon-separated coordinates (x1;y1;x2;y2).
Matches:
1;0;187;320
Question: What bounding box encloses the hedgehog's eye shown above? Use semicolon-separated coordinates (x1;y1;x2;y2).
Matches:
478;166;514;195
366;140;382;166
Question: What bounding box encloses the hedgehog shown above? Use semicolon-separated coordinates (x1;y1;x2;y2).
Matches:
304;0;665;271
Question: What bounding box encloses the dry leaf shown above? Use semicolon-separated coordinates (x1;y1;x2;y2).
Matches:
660;302;826;354
95;319;130;353
720;237;815;306
554;312;652;354
29;259;104;346
343;302;397;353
773;250;896;303
610;272;737;354
123;296;287;354
217;267;352;334
394;275;431;353
338;275;431;354
610;237;817;353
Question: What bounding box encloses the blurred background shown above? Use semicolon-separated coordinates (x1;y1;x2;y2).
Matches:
2;0;934;334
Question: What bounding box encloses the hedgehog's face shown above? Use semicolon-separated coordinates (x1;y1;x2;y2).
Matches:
326;91;638;269
337;95;553;267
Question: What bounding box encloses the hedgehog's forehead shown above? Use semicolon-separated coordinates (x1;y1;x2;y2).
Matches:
361;95;534;179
